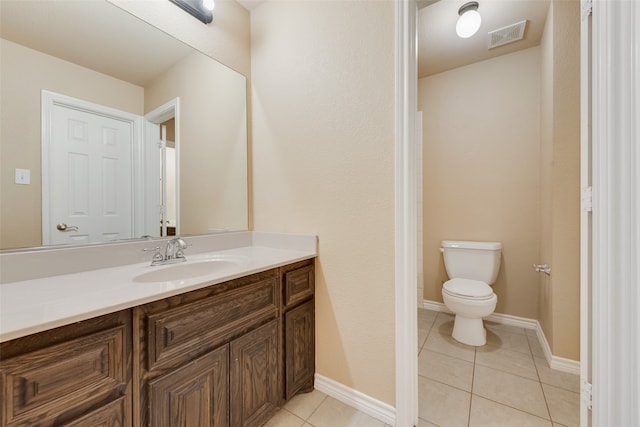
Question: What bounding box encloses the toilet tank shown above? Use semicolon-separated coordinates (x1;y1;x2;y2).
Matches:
441;240;502;284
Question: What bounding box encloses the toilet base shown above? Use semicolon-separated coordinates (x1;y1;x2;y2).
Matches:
452;316;487;346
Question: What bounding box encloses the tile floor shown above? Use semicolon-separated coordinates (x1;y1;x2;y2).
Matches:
264;309;580;427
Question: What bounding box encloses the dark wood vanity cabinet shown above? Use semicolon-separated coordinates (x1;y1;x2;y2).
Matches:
280;261;315;400
136;259;315;427
0;259;315;427
0;310;132;427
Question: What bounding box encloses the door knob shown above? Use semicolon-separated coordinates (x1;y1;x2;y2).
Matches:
56;223;79;232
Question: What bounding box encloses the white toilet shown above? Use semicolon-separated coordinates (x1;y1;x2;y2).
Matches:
440;240;502;346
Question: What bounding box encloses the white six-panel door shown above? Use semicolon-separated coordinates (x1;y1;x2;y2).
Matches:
42;91;140;246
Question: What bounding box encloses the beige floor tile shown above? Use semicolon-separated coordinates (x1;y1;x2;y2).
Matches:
417;418;439;427
469;395;553;427
418;310;437;350
433;312;456;331
418;376;471;427
284;389;327;420
485;321;528;336
424;326;476;362
419;349;474;391
534;358;580;393
419;324;433;350
263;409;305;427
526;328;538;337
528;334;547;358
306;397;386;427
485;328;532;355
475;345;538;380
473;365;550;419
542;383;580;427
419;308;438;321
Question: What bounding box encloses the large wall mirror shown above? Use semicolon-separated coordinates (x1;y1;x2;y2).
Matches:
0;0;248;251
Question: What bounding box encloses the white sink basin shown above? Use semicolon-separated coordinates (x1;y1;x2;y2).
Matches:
133;257;242;283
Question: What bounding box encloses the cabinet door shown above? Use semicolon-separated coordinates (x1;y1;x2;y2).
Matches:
149;345;229;427
230;320;278;427
284;300;315;399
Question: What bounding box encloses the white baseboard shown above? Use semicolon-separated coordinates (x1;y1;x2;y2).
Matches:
314;374;396;425
422;299;580;375
534;321;581;375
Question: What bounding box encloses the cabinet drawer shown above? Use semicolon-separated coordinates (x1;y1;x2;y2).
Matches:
147;276;278;369
283;265;314;308
1;326;126;427
63;396;126;427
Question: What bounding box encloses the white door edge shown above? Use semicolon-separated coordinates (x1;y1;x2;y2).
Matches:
395;1;419;426
579;0;592;424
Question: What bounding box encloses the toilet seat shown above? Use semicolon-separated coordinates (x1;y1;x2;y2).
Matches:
443;278;494;300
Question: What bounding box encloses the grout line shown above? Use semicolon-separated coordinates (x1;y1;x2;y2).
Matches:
422;309;557;424
303;394;328;424
467;345;477;426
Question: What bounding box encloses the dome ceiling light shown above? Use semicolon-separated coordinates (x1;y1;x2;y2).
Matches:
456;1;482;39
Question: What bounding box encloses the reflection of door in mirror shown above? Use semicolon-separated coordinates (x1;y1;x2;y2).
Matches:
41;91;143;246
159;119;178;237
145;98;180;239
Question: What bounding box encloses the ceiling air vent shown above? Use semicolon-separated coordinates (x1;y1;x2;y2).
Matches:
488;20;528;49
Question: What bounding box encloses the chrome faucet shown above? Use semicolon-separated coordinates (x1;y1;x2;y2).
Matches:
165;237;188;261
144;237;189;266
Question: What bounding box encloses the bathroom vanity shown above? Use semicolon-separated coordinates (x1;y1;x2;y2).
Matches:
0;233;316;427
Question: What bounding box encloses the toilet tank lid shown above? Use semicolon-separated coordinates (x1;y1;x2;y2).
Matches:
441;240;502;251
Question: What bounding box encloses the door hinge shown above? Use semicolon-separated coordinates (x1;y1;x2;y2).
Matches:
582;0;592;20
581;186;593;212
581;380;593;410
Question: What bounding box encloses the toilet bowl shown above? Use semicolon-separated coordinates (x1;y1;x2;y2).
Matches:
440;240;502;346
442;278;497;346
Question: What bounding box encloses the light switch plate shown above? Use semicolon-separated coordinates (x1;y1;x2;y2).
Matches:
15;168;30;185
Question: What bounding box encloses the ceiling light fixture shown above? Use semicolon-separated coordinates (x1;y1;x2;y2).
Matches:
456;1;481;39
202;0;215;12
169;0;213;24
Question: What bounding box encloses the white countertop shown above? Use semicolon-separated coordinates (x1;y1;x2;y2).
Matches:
0;234;317;342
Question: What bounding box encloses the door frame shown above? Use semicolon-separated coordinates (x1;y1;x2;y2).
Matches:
41;90;144;245
144;98;180;238
394;1;418;426
588;0;640;424
579;0;592;424
395;1;640;425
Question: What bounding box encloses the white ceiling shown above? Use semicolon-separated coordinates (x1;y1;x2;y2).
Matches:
418;0;551;77
0;0;193;87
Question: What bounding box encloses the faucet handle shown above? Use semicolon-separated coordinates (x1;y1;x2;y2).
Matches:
143;247;164;265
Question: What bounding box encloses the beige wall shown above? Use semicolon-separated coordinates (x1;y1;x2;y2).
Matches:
111;0;254;228
145;51;248;234
538;0;581;361
419;47;542;319
250;0;396;405
0;39;144;250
